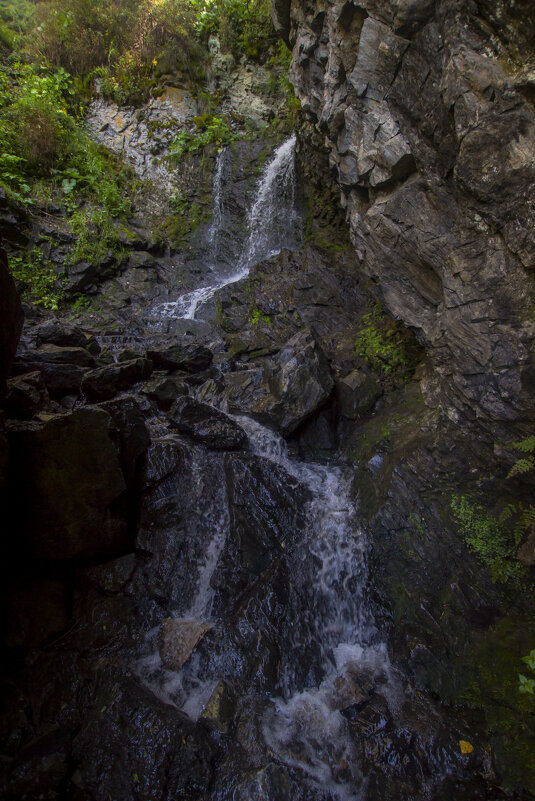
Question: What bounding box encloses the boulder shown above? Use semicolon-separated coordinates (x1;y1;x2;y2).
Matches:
16;344;96;369
7;407;127;561
157;618;211;672
225;330;333;435
200;680;237;732
81;358;153;402
142;375;189;410
147;343;213;373
32;320;89;349
5;371;50;419
335;370;382;419
170;396;248;450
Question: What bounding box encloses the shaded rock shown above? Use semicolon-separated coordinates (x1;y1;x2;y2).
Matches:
25;343;95;368
85;553;137;594
81;358;153;402
142;375;189;410
0;246;23;396
7;407;127;561
157;618;212;671
33;319;89;349
335;370;382;419
2;729;69;798
147;343;213;373
5;371;49;419
3;576;69;649
200;680;237;732
518;529;535;566
99;396;151;488
170;396;248;450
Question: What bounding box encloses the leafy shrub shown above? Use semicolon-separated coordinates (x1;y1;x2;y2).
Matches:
170;115;237;160
9;246;64;310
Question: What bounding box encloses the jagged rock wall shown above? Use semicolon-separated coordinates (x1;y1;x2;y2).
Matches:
274;0;535;429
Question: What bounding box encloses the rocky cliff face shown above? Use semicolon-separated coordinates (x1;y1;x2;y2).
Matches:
275;0;535;430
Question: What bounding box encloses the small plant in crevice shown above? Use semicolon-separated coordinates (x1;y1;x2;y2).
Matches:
450;494;527;584
519;649;535;696
354;303;420;378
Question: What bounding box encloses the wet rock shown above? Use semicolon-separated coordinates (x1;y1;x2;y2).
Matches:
11;345;96;399
5;371;49;419
7;407;127;561
72;678;214;801
234;763;291;801
147;343;213;373
157;618;212;671
225;330;333;435
170;396;248;450
81;358;153;402
0;247;23;396
142;375;189;410
200;680;237;732
335;370;382;419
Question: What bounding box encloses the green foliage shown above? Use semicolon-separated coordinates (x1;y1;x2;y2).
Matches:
354;303;415;376
170;115;237;160
9;246;64;309
520;649;535;695
69;206;119;266
507;435;535;479
195;0;274;60
450;494;526;584
250;308;271;327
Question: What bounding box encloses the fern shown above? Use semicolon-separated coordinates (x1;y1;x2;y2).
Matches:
511;436;535;454
507;456;535;479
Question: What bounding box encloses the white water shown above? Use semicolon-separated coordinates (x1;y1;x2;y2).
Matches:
238;418;398;801
155;134;298;321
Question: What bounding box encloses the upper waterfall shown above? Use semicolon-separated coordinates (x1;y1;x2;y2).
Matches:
154;134;299;322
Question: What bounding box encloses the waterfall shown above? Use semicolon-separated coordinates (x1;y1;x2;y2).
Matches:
240;133;298;270
206;146;226;260
137;414;395;800
154;135;299;322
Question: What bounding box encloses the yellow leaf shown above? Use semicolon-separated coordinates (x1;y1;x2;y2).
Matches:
459;740;474;755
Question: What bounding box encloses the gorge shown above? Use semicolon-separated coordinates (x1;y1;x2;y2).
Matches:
1;1;535;799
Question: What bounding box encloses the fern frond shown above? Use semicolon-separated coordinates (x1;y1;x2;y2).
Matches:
507;457;535;479
511;436;535;454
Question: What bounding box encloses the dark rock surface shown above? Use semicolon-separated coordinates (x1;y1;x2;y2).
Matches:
0;246;23;397
7;407;127;561
279;0;535;429
82;358;153;402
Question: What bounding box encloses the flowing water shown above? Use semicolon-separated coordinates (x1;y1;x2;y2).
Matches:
137;413;396;800
153;134;299;321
